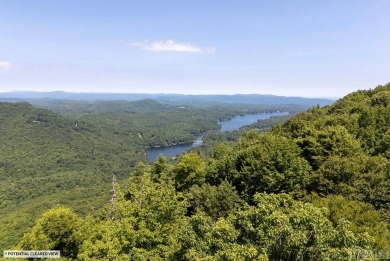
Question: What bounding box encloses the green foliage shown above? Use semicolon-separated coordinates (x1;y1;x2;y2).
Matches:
289;124;361;170
0;102;138;249
234;132;310;197
308;154;390;209
187;181;244;220
79;171;186;260
174;152;207;190
279;83;390;213
174;213;262;261
176;193;375;260
205;142;236;185
1;100;288;249
45;99;285;148
204;131;311;202
151;155;171;177
371;91;390;107
18;207;83;259
309;194;390;250
7;83;390;260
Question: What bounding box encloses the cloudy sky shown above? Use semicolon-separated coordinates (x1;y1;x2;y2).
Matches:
0;0;389;98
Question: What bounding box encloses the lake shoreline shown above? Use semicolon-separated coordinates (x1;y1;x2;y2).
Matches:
146;111;289;161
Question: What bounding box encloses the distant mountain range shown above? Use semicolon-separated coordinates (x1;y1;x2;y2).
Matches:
0;91;335;106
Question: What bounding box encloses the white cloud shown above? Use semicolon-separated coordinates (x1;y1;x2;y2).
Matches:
0;61;11;69
130;40;215;54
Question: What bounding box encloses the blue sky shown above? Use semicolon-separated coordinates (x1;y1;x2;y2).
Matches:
0;0;389;98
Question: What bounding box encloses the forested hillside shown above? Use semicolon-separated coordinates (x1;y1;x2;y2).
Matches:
27;99;302;147
10;83;390;260
0;99;299;251
0;102;142;250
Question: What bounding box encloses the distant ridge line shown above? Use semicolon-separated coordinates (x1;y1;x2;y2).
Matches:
0;91;334;106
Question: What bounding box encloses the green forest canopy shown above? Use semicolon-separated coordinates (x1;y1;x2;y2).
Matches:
0;100;300;251
3;83;390;260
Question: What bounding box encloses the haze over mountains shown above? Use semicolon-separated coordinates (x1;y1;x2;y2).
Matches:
0;91;334;106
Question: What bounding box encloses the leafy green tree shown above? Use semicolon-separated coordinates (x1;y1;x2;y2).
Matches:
295;125;361;170
175;193;375;260
308;154;390;209
174;213;262;261
18;207;83;259
371;91;390;107
234;193;375;260
151;155;170;176
79;171;186;260
233;131;311;201
187;181;244;219
173;152;207;191
206;142;237;186
309;194;390;250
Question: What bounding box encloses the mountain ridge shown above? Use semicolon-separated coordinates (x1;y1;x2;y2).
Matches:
0;91;334;106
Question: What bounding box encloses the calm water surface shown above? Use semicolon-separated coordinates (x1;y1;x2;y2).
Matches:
146;112;288;161
146;136;203;161
220;111;289;132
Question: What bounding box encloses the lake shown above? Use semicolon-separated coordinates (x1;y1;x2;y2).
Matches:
146;136;203;162
146;111;288;161
220;111;289;132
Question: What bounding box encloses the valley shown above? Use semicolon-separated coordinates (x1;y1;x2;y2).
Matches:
1;83;389;259
0;93;315;250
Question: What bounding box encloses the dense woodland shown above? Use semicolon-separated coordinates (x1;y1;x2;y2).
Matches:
2;84;390;260
0;99;302;254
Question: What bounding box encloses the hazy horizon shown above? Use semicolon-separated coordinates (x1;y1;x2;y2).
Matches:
0;89;339;99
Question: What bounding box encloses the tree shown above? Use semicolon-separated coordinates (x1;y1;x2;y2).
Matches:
296;125;361;170
79;171;186;260
187;181;244;219
310;194;390;251
233;131;310;201
151;155;170;178
173;152;207;191
18;207;83;260
206;142;237;186
175;193;376;260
